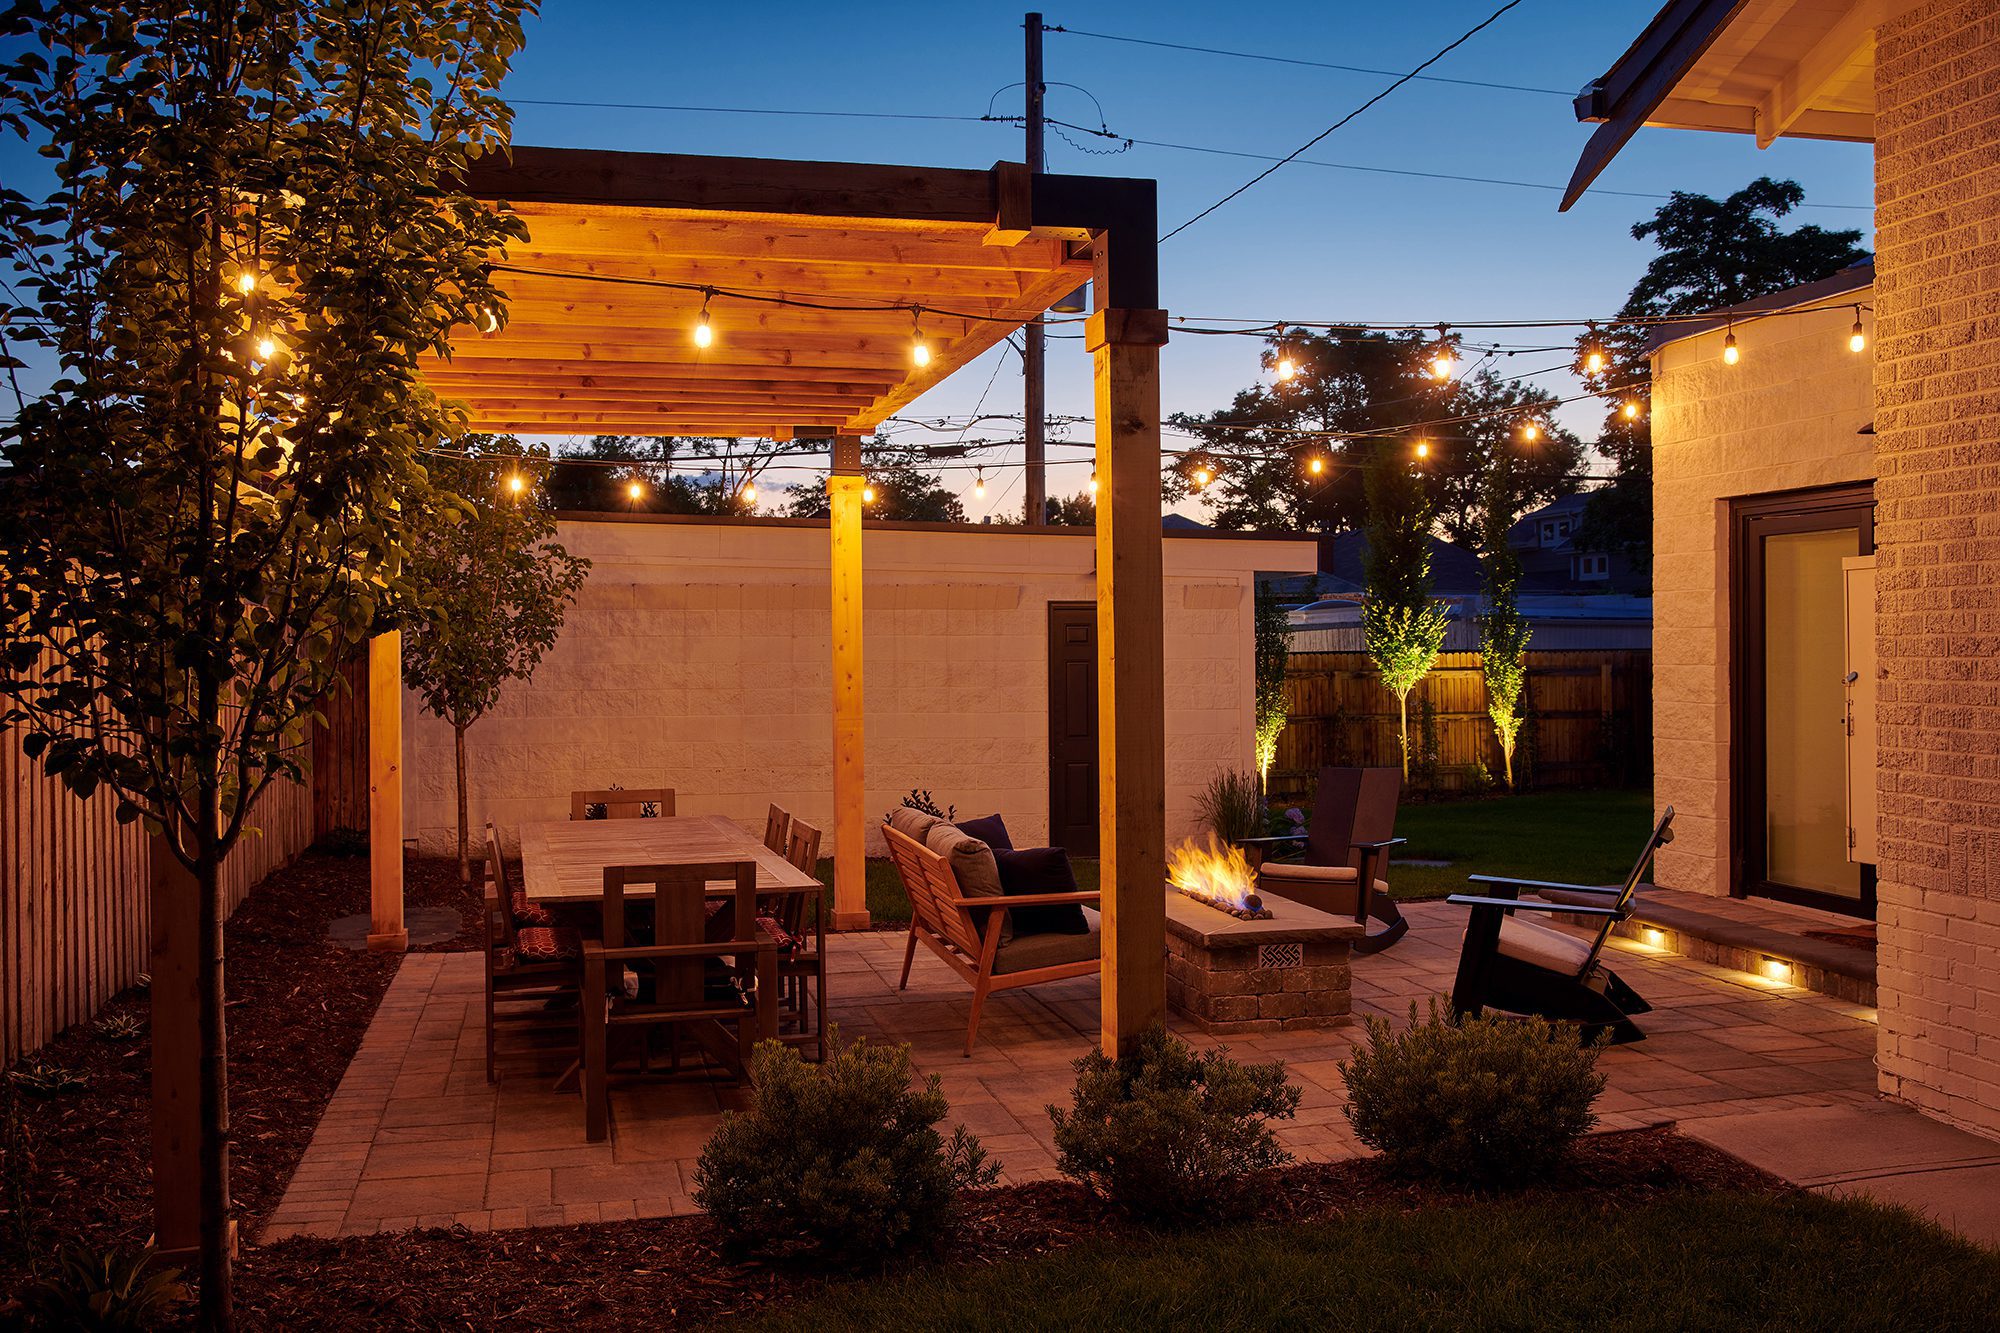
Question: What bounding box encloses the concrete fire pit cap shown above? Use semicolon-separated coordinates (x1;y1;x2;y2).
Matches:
1163;890;1366;949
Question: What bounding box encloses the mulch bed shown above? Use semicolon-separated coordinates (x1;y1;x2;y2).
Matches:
231;1126;1786;1331
0;846;479;1296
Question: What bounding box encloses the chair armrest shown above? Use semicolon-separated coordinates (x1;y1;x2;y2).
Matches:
1235;834;1305;847
1351;837;1407;851
1467;874;1621;896
1445;894;1622;918
949;892;1101;910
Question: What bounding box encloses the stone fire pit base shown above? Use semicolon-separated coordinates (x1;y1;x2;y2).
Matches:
1164;891;1364;1034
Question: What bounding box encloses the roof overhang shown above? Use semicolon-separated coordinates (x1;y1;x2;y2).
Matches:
1560;0;1915;211
423;146;1157;439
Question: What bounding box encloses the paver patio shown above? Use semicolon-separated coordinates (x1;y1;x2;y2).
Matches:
264;900;1882;1241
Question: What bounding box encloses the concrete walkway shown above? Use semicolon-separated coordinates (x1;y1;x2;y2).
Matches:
263;900;1889;1242
1682;1101;2000;1246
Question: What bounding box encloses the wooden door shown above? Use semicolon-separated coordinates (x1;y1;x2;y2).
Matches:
1047;603;1099;854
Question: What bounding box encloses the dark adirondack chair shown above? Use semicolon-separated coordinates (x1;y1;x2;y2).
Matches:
1445;806;1675;1044
1242;766;1410;954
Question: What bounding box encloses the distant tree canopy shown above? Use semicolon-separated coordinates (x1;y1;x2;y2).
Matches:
549;436;822;514
1045;492;1095;526
785;463;965;523
1167;327;1583;548
1576;178;1870;571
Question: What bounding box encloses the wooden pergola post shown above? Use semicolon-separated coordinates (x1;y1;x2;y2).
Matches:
828;434;870;930
367;630;407;951
1088;305;1169;1058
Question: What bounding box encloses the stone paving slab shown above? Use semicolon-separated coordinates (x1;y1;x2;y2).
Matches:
262;902;1890;1242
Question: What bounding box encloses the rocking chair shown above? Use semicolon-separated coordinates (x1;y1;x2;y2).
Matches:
1242;766;1411;953
1445;806;1675;1044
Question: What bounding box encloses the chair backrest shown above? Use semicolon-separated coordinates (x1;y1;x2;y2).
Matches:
785;818;822;876
1348;768;1402;869
1303;767;1365;867
1579;806;1676;972
571;787;676;821
484;822;519;950
763;803;793;854
883;823;986;962
600;860;758;1009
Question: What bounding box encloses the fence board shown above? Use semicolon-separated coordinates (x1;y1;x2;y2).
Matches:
1271;649;1651;801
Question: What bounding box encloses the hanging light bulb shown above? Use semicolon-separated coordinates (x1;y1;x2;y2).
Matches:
1850;310;1866;353
1414;439;1431;460
1089;470;1099;497
1308;455;1325;476
911;309;930;367
473;304;499;336
1622;399;1642;420
1429;325;1454;381
254;334;277;361
974;465;986;498
236;270;257;295
1274;324;1297;383
1520;420;1540;443
507;473;527;496
693;289;714;348
1582;323;1606;376
740;480;757;505
626;479;644;502
862;481;877;504
1723;326;1740;366
1191;461;1212;490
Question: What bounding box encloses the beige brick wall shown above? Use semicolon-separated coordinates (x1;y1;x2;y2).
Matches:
1872;0;2000;1139
402;518;1315;860
1649;303;1877;896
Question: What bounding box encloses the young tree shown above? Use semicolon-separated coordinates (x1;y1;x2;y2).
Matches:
1361;450;1451;780
0;4;530;1324
1253;582;1291;792
1167;327;1582;537
401;445;589;882
1575;178;1869;569
1477;454;1532;787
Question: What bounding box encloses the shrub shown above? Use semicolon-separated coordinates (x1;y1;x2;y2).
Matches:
1049;1026;1301;1223
693;1028;996;1260
1194;769;1266;846
18;1245;188;1331
1341;1001;1605;1185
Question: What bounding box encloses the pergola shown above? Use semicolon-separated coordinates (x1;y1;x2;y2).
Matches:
366;145;1171;1056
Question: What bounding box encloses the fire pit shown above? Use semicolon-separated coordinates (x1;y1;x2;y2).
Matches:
1163;838;1363;1034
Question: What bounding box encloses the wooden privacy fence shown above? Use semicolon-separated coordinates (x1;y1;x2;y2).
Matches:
1271;650;1652;802
1;723;317;1069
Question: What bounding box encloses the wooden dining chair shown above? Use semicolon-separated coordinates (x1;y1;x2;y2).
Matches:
769;818;825;1059
482;822;584;1082
570;787;676;821
763;803;793;854
580;860;777;1142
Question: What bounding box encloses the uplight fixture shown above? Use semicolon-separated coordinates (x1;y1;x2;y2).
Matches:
1760;955;1792;983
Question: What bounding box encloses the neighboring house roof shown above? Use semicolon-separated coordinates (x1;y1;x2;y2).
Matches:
1508;493;1593;549
1162;513;1210;530
1313;529;1485;597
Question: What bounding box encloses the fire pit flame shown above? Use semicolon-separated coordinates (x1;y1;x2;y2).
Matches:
1167;835;1272;921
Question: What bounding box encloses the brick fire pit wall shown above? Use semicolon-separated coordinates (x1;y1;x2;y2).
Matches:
1163;891;1365;1034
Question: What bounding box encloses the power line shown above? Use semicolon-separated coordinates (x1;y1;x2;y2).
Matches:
509;97;993;125
1160;0;1525;242
1044;22;1570;97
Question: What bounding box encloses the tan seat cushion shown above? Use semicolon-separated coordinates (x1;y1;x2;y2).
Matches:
1257;864;1389;917
924;821;1010;943
994;916;1100;974
887;806;944;845
1494;916;1593;975
1258;862;1358;883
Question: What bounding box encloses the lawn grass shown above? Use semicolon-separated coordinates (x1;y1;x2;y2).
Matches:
747;1190;2000;1332
820;790;1648;925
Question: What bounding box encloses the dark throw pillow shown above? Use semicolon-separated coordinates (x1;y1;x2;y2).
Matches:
994;846;1089;936
956;812;1014;851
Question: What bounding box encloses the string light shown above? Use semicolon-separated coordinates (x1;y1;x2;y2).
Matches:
507;473;527;496
1582;323;1605;376
254;335;277;361
1414;439;1431;460
472;304;500;336
974;465;986;498
1428;324;1454;381
693;289;714;348
1621;399;1642;420
235;270;257;295
1191;461;1213;490
1274;324;1297;383
740;480;757;505
862;482;877;503
911;309;930;367
1723;326;1739;366
626;479;645;502
1089;470;1099;497
1307;454;1325;475
1519;420;1540;442
1850;309;1866;353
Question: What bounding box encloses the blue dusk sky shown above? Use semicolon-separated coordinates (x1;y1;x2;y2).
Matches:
2;2;1876;519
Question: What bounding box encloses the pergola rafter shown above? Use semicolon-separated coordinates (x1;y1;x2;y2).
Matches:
373;145;1167;1057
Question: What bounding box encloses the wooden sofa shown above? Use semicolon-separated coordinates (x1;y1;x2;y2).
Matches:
882;822;1100;1055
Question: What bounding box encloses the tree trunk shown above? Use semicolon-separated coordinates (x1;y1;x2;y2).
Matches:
1396;690;1410;782
195;800;232;1329
1500;737;1515;788
454;721;470;884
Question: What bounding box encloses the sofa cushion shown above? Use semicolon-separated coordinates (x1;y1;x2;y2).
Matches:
925;821;1010;944
993;916;1100;975
887;806;944;845
956;812;1014;851
994;846;1089;936
1494;916;1593;976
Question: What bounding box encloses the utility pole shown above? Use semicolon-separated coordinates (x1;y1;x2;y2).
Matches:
1022;11;1047;526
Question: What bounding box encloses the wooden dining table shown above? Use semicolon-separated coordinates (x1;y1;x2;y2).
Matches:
518;812;821;906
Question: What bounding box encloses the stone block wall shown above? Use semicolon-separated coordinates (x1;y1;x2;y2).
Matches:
1649;301;1876;895
403;517;1314;860
1872;0;2000;1139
